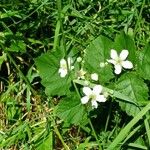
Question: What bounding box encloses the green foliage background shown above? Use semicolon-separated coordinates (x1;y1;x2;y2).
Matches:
0;0;150;149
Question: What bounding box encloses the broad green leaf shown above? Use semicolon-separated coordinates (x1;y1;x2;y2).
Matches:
83;35;114;83
115;73;148;116
55;94;87;125
138;44;150;80
113;32;136;63
35;49;72;96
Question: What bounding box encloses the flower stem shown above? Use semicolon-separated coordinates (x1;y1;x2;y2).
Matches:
6;52;36;95
73;81;102;149
53;125;70;150
88;118;103;150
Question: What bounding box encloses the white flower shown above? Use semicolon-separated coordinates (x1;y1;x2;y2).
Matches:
58;57;74;78
81;85;106;109
77;69;86;79
107;49;133;74
91;73;98;81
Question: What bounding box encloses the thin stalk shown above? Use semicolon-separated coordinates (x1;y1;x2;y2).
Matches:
72;81;102;150
105;102;112;132
6;52;36;95
107;102;150;150
56;0;67;55
88;118;103;150
53;126;70;150
134;0;145;35
144;117;150;146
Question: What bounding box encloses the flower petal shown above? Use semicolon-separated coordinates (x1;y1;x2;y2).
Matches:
81;96;89;104
83;87;92;96
96;95;106;102
91;100;98;109
119;50;129;60
122;60;133;69
59;68;67;77
107;59;116;65
110;49;118;59
114;64;122;74
93;85;102;94
60;59;66;66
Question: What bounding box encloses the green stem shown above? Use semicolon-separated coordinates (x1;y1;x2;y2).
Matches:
88;118;103;150
107;102;150;150
6;52;36;95
134;0;145;35
105;102;112;132
53;126;70;150
72;80;102;149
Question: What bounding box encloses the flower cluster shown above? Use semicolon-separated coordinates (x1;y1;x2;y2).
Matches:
58;49;133;109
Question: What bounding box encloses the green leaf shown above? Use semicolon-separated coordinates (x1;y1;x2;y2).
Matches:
113;32;136;63
55;94;87;125
8;40;26;52
115;73;149;116
0;52;6;69
138;44;150;80
83;35;114;83
107;102;150;150
36;132;53;150
35;50;72;96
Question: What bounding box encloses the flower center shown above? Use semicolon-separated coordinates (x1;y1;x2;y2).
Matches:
89;94;96;101
115;58;123;65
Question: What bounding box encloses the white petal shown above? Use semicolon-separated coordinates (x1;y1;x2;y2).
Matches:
81;96;89;104
114;64;122;74
91;73;98;81
96;95;106;102
119;50;129;60
60;59;66;66
91;100;98;109
110;49;118;59
83;87;92;96
93;85;102;94
59;69;67;77
122;61;133;69
107;59;116;65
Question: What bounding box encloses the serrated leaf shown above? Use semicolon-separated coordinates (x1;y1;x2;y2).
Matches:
35;50;72;96
138;44;150;80
113;32;136;63
115;73;148;116
55;94;88;125
84;36;114;83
